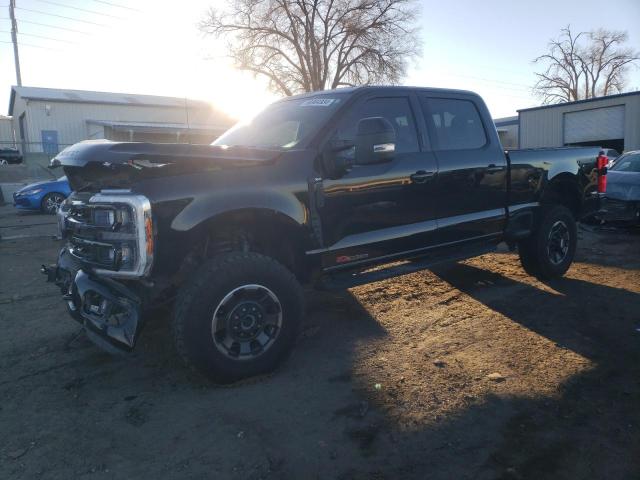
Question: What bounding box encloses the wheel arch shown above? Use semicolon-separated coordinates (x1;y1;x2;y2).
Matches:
178;207;315;283
540;173;583;218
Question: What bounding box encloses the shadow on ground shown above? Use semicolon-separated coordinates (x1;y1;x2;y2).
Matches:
1;226;639;479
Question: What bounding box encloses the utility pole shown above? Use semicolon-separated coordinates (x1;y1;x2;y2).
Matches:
9;0;22;86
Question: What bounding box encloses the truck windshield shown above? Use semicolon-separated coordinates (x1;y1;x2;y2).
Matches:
213;94;347;149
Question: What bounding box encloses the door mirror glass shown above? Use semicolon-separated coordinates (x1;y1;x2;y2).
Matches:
355;117;396;165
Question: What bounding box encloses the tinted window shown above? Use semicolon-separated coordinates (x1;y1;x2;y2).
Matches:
611;153;640;172
422;98;487;150
334;97;419;153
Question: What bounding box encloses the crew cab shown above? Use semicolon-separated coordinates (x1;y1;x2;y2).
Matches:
44;86;607;383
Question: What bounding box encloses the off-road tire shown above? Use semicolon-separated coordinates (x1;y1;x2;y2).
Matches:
518;205;577;280
172;252;303;384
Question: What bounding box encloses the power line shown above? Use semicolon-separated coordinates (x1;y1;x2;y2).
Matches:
88;0;141;12
443;72;533;92
12;18;91;35
0;29;78;44
0;39;60;51
15;7;109;27
33;0;125;20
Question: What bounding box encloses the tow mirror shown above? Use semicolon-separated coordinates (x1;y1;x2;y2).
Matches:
355;117;396;165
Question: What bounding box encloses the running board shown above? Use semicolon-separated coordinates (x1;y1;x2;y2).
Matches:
318;243;497;290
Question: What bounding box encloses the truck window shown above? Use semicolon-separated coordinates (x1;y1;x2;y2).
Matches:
421;98;487;150
333;97;419;154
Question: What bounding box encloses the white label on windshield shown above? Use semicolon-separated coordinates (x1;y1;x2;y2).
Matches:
301;98;336;107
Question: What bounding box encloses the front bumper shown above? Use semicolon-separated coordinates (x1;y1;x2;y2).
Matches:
13;192;43;210
43;249;143;353
598;197;639;224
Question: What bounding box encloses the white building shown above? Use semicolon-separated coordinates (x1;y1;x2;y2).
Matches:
0;115;14;148
6;86;234;160
518;91;640;153
493;116;519;149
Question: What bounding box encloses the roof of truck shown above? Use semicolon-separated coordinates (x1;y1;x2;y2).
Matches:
285;85;479;100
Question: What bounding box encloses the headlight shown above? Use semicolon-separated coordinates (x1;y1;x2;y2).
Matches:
21;188;43;195
87;193;153;278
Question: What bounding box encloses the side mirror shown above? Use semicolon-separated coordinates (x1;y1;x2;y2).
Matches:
355;117;396;165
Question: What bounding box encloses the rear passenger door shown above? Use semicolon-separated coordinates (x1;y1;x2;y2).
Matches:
420;95;507;244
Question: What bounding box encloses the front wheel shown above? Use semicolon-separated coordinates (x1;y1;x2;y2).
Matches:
172;252;303;384
518;205;577;280
41;192;65;214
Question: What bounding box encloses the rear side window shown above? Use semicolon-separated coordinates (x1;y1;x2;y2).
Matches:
422;98;487;150
334;97;419;153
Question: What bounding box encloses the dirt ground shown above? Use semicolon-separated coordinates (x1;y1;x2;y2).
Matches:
1;204;639;480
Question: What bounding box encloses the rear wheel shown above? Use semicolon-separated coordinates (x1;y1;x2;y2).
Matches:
172;252;303;384
518;205;577;280
0;159;8;166
41;192;65;214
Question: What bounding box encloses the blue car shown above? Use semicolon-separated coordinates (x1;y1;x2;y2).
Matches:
13;176;72;214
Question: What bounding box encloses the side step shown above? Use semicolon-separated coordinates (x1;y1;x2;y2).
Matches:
318;243;497;290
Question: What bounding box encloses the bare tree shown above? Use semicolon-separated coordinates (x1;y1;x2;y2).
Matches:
200;0;421;96
533;26;639;104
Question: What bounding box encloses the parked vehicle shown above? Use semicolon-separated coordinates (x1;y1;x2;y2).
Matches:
43;86;608;383
599;150;640;225
13;176;71;214
0;147;23;165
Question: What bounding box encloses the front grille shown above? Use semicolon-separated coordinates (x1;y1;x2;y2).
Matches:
59;192;153;277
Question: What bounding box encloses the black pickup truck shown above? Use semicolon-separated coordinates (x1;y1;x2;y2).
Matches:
45;86;607;383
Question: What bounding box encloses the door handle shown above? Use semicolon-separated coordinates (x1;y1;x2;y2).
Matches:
410;170;435;184
487;164;505;173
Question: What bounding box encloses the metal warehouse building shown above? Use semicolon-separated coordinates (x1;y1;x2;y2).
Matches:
518;91;640;152
493;116;519;149
5;86;234;161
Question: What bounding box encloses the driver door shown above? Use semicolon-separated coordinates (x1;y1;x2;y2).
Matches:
314;93;440;270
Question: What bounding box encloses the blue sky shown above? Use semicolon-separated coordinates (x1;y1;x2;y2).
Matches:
1;0;639;119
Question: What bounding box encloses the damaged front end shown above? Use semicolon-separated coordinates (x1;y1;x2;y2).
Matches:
43;252;142;353
43;190;153;353
44;140;280;353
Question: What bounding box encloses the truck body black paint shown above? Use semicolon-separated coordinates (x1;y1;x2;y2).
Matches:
43;86;604;382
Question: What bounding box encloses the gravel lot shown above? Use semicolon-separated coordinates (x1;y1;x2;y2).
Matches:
1;203;639;480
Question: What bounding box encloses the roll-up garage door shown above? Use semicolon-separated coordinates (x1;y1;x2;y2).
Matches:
564;105;625;144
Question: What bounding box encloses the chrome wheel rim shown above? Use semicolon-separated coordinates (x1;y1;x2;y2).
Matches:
45;194;64;213
547;220;570;265
0;159;8;166
211;284;283;360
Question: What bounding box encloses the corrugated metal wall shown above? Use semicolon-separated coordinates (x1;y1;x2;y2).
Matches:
0;117;15;147
519;93;640;151
10;95;228;153
497;124;519;149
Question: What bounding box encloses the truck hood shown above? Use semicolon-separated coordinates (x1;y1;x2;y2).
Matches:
52;140;282;191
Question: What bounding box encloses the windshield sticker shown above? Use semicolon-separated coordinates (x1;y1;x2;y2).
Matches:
301;98;337;107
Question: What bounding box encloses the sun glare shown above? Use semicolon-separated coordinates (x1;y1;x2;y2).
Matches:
197;68;281;122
